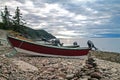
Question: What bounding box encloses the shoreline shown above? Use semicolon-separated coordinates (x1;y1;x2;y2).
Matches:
89;50;120;63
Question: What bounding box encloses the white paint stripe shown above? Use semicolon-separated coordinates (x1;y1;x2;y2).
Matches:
14;47;88;59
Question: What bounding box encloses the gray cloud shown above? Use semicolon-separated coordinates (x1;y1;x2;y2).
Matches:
14;0;25;4
0;0;120;38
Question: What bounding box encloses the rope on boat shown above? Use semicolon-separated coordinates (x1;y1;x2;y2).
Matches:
18;41;24;48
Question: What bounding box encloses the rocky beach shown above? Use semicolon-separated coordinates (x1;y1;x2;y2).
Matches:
0;46;120;80
0;30;120;80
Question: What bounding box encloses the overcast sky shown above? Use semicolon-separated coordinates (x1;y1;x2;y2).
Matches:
0;0;120;38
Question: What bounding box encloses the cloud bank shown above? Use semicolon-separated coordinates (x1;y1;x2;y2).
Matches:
0;0;120;38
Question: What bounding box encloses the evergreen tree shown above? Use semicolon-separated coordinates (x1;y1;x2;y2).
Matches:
0;12;4;29
1;6;12;29
13;7;26;32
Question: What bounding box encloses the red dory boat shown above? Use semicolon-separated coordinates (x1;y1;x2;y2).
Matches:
7;36;90;58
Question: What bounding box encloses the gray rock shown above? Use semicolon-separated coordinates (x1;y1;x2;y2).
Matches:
100;77;110;80
80;78;88;80
57;73;66;79
81;76;90;79
0;64;2;68
90;72;102;79
89;78;99;80
110;68;117;73
47;67;55;72
66;74;74;79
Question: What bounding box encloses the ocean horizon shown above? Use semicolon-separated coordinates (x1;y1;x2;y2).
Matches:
60;38;120;53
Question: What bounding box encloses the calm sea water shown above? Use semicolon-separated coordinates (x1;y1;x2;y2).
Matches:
60;38;120;53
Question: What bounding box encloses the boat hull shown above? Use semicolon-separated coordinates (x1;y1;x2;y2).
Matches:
7;36;90;58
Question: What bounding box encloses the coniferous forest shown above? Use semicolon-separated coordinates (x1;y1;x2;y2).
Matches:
0;6;55;39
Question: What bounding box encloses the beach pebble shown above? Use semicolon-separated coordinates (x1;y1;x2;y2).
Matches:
90;72;102;79
66;74;75;79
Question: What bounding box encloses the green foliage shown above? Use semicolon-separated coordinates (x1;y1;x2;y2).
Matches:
35;29;56;39
0;6;26;31
12;7;26;32
1;6;12;29
0;22;4;29
13;7;21;25
20;27;56;40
